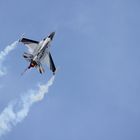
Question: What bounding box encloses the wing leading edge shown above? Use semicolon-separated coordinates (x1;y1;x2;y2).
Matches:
41;52;56;74
20;38;39;44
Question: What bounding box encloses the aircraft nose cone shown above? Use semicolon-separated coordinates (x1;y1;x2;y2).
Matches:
49;32;55;40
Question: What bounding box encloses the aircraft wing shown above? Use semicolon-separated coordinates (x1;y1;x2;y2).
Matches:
41;52;56;74
20;38;40;54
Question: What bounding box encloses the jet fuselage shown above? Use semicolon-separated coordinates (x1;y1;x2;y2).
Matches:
29;32;55;70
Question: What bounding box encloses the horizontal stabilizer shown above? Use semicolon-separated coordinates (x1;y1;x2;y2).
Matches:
23;52;33;62
36;65;45;74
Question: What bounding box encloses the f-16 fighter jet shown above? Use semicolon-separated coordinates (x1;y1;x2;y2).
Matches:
19;32;56;75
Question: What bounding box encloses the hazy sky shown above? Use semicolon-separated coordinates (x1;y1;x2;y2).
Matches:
0;0;140;140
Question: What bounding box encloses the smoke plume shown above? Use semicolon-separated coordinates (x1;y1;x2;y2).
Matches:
0;41;18;76
0;75;55;137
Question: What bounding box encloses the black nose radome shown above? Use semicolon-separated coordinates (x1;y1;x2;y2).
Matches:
48;32;55;40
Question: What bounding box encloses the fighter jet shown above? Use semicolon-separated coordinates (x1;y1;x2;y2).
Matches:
19;32;56;75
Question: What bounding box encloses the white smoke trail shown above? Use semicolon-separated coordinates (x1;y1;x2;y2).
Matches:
0;41;18;77
0;75;55;137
